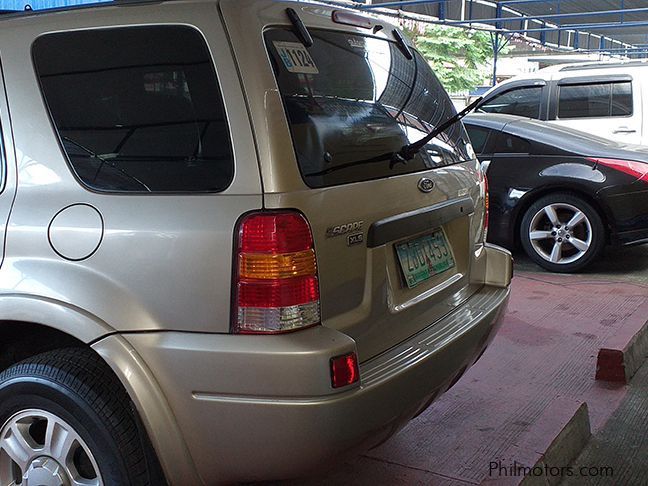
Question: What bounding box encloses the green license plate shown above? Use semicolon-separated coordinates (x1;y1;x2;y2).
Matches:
395;230;455;289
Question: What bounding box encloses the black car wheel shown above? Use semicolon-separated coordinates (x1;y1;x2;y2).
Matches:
520;193;605;272
0;348;156;486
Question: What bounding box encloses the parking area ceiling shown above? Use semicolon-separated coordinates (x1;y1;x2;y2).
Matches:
359;1;648;54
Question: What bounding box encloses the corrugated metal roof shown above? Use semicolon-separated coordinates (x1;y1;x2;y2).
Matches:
368;0;648;50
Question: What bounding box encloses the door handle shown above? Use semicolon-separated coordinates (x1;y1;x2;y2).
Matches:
613;127;637;134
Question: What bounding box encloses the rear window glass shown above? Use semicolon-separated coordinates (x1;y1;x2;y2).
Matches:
479;86;542;119
265;29;472;189
558;81;632;119
33;26;234;193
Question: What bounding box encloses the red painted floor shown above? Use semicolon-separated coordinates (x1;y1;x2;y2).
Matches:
290;271;648;485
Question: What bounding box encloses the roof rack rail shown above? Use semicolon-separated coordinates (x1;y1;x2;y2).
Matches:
560;60;648;72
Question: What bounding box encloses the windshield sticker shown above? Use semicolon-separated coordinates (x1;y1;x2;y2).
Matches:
273;41;319;74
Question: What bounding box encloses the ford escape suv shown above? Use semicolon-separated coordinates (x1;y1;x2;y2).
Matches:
0;1;512;484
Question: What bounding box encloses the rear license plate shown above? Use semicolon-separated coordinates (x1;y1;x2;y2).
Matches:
395;230;455;289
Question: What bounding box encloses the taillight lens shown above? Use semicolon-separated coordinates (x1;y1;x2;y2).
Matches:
233;211;321;334
483;175;489;241
587;157;648;182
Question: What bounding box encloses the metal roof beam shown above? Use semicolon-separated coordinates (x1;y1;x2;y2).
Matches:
499;0;562;5
445;7;648;26
502;20;648;34
358;0;447;9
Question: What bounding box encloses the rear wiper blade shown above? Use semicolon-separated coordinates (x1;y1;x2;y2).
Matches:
304;150;401;178
396;96;483;162
304;97;483;179
286;7;313;47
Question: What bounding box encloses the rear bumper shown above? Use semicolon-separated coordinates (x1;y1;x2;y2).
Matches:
599;183;648;246
98;246;512;484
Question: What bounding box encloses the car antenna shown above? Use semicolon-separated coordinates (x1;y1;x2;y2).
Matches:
286;8;313;48
392;29;413;60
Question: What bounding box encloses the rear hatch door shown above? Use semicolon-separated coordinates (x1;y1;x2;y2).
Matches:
221;1;486;361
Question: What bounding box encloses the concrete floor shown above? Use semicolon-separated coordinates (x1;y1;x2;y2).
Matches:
284;244;648;486
564;360;648;486
515;244;648;286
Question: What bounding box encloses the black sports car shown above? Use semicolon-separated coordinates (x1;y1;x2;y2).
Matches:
464;113;648;272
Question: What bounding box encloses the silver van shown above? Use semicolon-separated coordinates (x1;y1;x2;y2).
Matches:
0;1;511;484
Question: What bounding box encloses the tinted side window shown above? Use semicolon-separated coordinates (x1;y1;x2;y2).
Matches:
611;82;632;116
558;81;632;119
465;126;491;154
33;26;234;193
480;87;542;119
493;132;530;153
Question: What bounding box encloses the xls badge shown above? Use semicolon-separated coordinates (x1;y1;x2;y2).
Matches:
347;233;364;246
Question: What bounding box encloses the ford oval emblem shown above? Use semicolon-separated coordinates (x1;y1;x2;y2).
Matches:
418;177;434;193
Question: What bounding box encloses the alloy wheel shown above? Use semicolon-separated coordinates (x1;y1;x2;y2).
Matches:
528;202;593;265
0;409;103;486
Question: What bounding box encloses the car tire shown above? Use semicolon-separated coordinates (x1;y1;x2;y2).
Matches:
520;193;605;273
0;347;158;486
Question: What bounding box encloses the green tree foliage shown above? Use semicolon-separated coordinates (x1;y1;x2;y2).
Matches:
406;25;506;93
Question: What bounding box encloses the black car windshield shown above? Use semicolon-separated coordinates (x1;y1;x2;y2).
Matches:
265;28;473;188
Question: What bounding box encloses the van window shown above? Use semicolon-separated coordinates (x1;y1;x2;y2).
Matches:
265;29;472;189
558;81;632;119
33;26;234;193
479;86;542;119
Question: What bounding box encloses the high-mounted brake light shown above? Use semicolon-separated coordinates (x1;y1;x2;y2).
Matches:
587;157;648;182
233;211;321;334
332;10;373;29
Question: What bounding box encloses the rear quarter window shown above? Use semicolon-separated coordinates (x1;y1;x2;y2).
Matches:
558;81;632;119
465;126;492;154
493;132;530;154
33;25;234;193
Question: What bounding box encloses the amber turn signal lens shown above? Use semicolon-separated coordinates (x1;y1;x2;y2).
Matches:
239;249;317;279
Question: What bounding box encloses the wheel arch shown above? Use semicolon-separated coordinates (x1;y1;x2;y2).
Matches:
0;294;114;373
92;335;201;485
0;300;198;484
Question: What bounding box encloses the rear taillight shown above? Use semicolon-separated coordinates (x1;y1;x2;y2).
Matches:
484;175;490;241
482;173;490;241
233;211;321;334
587;157;648;182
